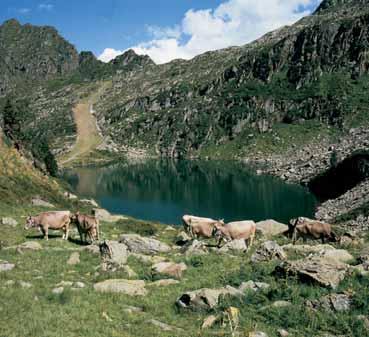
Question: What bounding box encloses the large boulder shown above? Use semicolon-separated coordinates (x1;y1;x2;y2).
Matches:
176;286;243;311
275;256;349;289
251;241;286;263
306;293;352;312
99;240;129;266
92;208;126;222
94;279;147;296
219;239;247;253
256;220;288;237
120;234;171;255
152;262;187;279
282;244;354;264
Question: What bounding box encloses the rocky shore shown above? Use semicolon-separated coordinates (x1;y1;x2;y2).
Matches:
249;126;369;232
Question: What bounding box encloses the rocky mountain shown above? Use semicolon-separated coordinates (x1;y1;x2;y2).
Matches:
90;0;369;158
1;0;369;162
0;19;79;95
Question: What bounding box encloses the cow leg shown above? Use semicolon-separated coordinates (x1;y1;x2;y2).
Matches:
321;235;325;244
247;233;255;251
44;228;49;241
292;230;297;245
96;224;100;241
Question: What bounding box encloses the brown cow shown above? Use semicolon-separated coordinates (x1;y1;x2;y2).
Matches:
213;220;256;250
25;211;71;240
182;215;224;239
71;212;100;243
289;217;337;244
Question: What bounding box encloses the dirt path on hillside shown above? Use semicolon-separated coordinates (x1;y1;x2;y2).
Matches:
59;82;110;166
59;103;103;165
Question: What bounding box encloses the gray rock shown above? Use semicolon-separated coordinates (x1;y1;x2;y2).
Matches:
94;279;147;296
219;239;247;253
123;305;144;314
1;217;18;227
17;241;42;251
307;294;352;312
152;261;187;279
146;319;182;332
256;219;288;237
99;240;129;266
19;281;32;288
122;265;137;278
202;315;218;329
31;198;55;208
93;208;126;222
275;256;349;289
176;286;243;311
278;329;290;337
176;231;191;246
251;241;286;263
282;244;354;264
67;252;80;266
52;287;64;294
83;244;100;255
239;280;270;292
80;199;99;207
250;332;269;337
0;262;15;272
64;192;78;200
181;239;208;256
271;300;292;308
120;234;171;255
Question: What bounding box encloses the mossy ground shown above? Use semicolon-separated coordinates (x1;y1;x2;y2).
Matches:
1;205;369;337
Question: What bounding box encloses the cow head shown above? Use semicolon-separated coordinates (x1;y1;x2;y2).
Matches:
24;216;36;230
212;221;225;241
70;212;80;223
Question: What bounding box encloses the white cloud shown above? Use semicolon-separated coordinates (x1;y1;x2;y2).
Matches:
38;3;54;11
99;0;321;64
98;48;125;63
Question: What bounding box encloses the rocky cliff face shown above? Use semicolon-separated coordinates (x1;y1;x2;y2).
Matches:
91;0;369;158
0;19;79;95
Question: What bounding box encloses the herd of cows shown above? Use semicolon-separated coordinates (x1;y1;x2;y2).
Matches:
23;210;337;248
182;215;337;250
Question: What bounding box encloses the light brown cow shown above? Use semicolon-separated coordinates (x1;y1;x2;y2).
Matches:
25;211;71;240
182;215;224;239
213;220;256;250
289;217;337;244
71;212;100;243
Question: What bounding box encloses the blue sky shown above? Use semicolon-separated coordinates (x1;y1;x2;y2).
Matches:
1;0;322;64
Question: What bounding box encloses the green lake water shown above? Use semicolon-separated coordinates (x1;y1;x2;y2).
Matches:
63;160;318;225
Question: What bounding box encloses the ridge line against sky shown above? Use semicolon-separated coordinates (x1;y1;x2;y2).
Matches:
99;0;322;64
2;0;322;65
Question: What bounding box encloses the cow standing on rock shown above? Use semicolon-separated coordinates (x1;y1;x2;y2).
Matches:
289;217;337;244
25;211;71;240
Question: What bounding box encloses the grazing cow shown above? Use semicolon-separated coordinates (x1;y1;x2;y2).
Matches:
25;211;71;240
182;215;225;239
289;217;337;244
71;212;100;243
213;220;256;250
